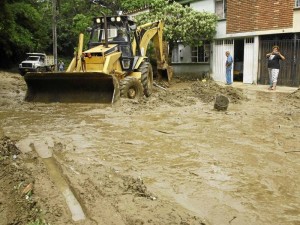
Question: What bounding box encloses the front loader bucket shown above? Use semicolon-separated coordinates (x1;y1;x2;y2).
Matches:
24;72;120;104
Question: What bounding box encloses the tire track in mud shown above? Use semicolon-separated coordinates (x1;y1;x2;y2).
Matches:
32;141;86;222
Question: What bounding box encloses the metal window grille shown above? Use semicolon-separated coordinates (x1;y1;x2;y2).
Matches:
224;39;233;45
245;38;254;44
191;45;210;63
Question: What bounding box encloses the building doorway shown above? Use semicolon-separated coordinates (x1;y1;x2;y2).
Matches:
233;39;244;81
259;33;300;87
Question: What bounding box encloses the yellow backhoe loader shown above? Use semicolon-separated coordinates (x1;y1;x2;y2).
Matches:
24;15;172;103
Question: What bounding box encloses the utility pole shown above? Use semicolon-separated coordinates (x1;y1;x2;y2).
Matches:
52;0;58;71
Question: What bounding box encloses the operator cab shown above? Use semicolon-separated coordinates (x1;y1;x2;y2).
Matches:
88;15;140;71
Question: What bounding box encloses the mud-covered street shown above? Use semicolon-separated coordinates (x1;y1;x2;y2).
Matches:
0;71;299;225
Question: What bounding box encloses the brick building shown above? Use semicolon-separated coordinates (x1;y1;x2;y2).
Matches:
227;1;294;33
174;0;300;87
222;0;300;86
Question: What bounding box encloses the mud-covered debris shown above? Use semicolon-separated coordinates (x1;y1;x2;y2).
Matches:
288;88;300;99
191;80;247;104
116;79;248;114
0;136;21;157
22;183;33;196
0;136;44;225
214;95;229;111
123;176;155;199
286;88;300;108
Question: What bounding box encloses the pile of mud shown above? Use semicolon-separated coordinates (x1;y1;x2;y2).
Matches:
190;80;247;104
0;72;26;107
287;88;300;108
0;136;45;225
0;136;21;157
117;79;247;113
288;88;300;100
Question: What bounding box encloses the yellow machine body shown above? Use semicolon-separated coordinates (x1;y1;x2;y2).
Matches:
24;16;172;103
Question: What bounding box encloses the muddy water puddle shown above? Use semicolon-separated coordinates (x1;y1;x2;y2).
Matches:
1;92;300;225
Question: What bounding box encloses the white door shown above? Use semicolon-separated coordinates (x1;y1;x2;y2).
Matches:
213;39;234;83
243;38;255;84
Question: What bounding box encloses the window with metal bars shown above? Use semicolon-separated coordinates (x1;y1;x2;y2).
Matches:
191;44;210;63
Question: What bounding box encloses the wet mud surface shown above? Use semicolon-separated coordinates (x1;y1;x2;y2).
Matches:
0;71;299;225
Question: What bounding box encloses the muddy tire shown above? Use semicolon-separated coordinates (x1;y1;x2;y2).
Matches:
36;67;46;72
46;66;54;72
19;71;26;76
120;77;143;99
139;62;153;97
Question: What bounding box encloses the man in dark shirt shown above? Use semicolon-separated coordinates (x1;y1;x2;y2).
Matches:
266;46;285;90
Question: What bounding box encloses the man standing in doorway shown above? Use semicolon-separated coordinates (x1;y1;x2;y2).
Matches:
266;45;285;90
225;51;233;85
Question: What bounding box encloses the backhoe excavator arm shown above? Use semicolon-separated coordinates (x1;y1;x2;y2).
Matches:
133;21;172;82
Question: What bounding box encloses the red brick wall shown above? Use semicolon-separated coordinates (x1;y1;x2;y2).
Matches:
227;0;294;33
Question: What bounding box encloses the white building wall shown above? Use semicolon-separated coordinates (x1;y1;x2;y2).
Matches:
172;64;210;76
191;0;215;12
215;20;227;38
294;10;300;30
171;0;215;77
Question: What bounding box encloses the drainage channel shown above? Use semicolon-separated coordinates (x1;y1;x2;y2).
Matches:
33;142;86;222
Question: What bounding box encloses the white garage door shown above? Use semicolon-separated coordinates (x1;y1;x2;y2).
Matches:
213;39;234;83
243;38;255;84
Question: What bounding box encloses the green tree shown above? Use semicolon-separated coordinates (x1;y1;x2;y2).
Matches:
55;0;147;56
0;0;167;69
135;0;217;48
121;0;149;11
0;0;50;68
56;0;115;56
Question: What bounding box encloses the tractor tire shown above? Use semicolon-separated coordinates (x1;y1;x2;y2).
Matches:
19;71;26;76
36;67;46;72
120;76;143;99
139;61;153;97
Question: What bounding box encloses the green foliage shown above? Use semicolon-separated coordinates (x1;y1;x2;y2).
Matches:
121;0;149;11
0;0;217;69
27;218;50;225
0;0;49;68
136;0;217;47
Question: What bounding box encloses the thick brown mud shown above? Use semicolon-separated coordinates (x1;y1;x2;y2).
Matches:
0;71;299;225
